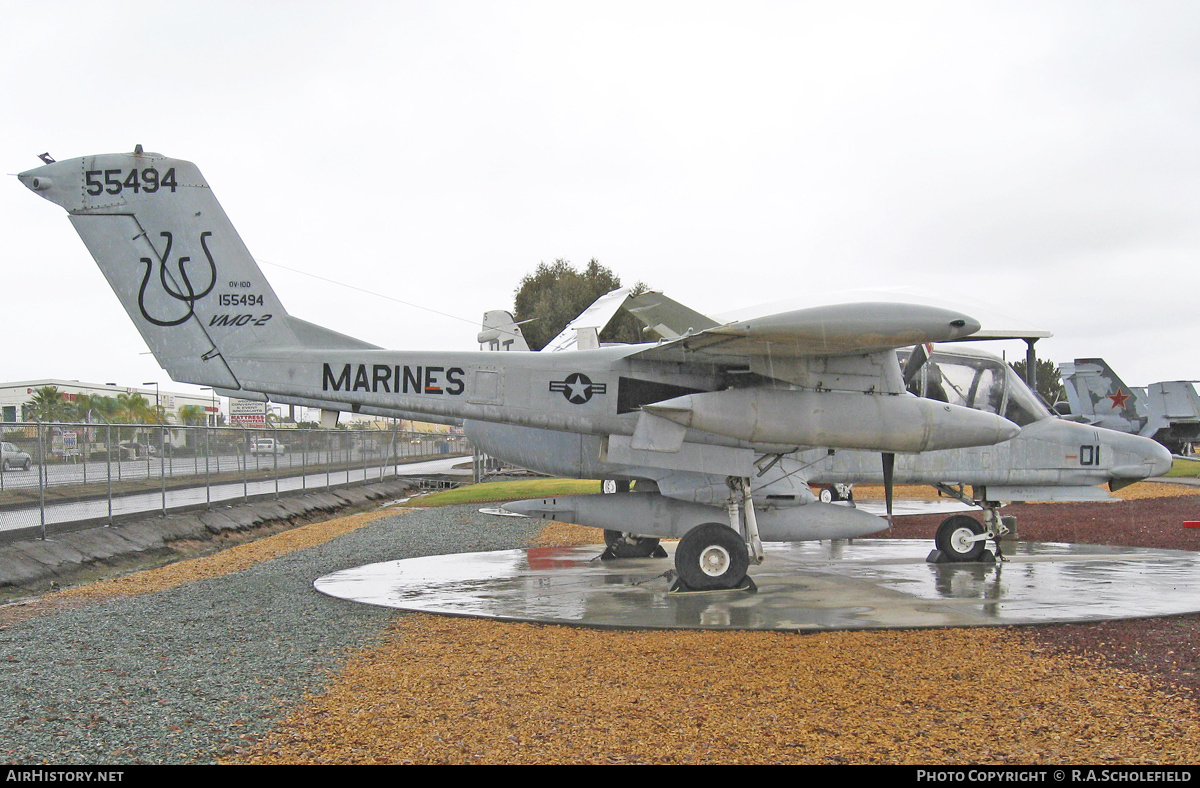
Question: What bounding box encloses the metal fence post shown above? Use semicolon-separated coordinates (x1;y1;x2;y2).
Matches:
205;424;211;509
106;422;113;527
160;423;167;516
36;420;46;540
242;427;248;503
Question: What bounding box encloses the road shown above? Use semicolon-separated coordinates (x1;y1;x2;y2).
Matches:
0;455;470;534
0;444;455;491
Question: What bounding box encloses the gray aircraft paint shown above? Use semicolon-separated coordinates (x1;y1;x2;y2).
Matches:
19;149;1172;549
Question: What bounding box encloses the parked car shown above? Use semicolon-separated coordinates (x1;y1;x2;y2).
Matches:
249;438;286;455
1;442;32;471
118;441;157;458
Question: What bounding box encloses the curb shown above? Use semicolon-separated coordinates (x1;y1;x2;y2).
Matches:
0;479;413;595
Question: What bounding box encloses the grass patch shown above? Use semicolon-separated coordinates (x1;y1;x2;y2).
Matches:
411;478;603;507
1165;457;1200;478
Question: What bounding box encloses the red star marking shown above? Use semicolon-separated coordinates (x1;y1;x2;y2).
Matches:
1108;390;1131;409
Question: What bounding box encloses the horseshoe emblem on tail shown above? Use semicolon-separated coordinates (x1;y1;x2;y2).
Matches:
137;231;217;326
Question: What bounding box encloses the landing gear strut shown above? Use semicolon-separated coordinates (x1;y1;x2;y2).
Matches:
928;485;1014;564
671;476;761;593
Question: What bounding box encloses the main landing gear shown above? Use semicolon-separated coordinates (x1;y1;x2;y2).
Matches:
672;523;751;591
670;477;762;593
596;476;763;593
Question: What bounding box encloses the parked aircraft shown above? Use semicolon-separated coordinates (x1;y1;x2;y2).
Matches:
477;290;1174;565
1060;358;1200;455
19;149;1172;592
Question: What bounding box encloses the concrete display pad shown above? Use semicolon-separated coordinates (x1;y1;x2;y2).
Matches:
314;539;1200;632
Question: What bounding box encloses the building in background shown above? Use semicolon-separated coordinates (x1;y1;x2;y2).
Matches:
0;379;221;425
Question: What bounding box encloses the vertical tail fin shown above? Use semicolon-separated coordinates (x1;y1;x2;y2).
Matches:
19;150;375;391
1059;358;1144;432
477;310;531;351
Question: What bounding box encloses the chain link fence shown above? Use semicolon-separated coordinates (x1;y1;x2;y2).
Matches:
0;421;470;538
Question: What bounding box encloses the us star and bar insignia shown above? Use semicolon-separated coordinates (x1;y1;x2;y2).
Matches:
550;373;607;404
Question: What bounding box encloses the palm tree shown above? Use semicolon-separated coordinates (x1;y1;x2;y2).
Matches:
71;393;118;423
114;392;160;456
25;386;71;423
175;404;209;453
89;395;120;423
177;405;208;425
115;393;156;424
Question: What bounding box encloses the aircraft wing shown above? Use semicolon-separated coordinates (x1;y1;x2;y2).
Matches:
623;291;721;340
628;301;981;363
543;287;634;352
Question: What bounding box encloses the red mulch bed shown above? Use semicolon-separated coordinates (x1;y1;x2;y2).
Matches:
883;494;1200;700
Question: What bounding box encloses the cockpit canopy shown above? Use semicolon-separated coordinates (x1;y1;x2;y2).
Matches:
898;347;1051;427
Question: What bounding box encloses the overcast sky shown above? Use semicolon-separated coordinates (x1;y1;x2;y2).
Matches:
3;0;1199;402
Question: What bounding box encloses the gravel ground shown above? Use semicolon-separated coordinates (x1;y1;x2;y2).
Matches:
2;485;1199;765
0;505;546;764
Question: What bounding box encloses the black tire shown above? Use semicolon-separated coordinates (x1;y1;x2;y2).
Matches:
935;515;987;562
0;460;8;472
21;460;30;471
602;529;662;559
819;485;837;503
674;523;750;591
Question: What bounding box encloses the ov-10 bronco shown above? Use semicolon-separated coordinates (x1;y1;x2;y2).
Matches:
472;289;1174;568
19;149;1171;592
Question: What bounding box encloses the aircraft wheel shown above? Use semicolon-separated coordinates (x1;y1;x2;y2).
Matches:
674;523;750;591
935;515;987;562
602;529;662;559
819;485;837;503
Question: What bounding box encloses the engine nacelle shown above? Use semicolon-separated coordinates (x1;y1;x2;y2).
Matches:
643;388;1019;452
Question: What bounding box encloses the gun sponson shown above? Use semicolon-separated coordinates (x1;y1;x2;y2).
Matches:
642;389;1020;452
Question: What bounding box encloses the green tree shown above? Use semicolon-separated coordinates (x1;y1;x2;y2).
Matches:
512;258;648;351
177;405;208;426
1010;358;1067;409
115;392;158;424
71;393;120;423
25;386;72;423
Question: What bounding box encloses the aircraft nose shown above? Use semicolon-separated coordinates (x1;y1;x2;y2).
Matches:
1109;433;1173;479
1148;440;1173;477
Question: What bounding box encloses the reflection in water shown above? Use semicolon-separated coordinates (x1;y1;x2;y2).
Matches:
315;540;1200;632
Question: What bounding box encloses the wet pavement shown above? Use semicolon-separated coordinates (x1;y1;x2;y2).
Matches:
314;538;1200;632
